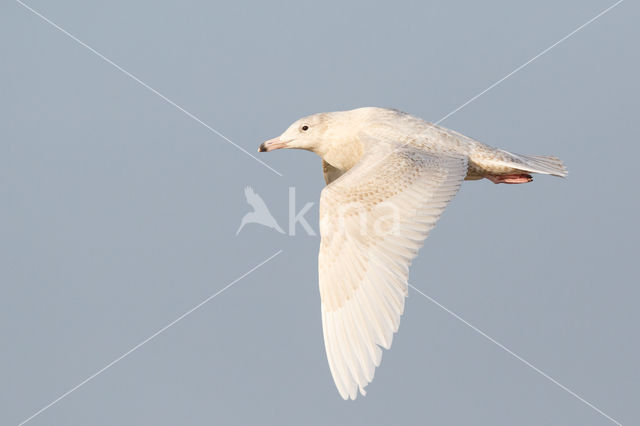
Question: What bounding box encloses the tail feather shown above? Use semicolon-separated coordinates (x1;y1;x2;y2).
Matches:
497;150;568;177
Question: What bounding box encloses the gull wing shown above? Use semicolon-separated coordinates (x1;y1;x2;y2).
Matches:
318;144;468;399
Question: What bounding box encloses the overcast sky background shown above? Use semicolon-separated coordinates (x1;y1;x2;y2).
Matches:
2;0;639;425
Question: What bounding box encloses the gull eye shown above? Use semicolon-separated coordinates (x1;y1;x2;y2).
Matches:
301;125;309;131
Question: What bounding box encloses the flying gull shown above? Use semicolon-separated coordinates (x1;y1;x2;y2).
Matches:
259;107;567;399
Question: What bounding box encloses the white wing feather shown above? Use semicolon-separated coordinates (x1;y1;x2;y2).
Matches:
318;143;467;399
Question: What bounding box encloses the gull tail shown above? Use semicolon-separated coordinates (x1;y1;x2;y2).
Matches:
494;150;568;177
504;151;568;177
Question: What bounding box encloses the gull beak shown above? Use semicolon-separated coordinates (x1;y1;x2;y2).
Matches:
258;137;289;152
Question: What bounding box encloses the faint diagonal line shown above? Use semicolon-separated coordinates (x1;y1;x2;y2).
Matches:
435;0;624;124
408;283;622;426
15;0;283;177
352;0;624;179
18;250;283;426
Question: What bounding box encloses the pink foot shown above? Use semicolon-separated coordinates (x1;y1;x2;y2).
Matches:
486;174;533;184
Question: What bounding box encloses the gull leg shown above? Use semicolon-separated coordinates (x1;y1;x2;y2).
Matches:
486;174;533;184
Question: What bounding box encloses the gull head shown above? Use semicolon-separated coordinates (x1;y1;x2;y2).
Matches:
258;112;336;154
258;107;401;171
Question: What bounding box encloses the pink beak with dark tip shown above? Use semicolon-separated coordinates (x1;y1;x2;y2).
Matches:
258;137;289;152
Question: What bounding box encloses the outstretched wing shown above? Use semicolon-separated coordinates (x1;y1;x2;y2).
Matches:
244;186;270;211
318;144;467;399
243;186;284;234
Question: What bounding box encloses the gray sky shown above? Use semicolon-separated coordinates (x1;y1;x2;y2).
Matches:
2;0;638;425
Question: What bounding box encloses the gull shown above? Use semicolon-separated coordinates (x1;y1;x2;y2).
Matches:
236;186;284;235
258;107;567;399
